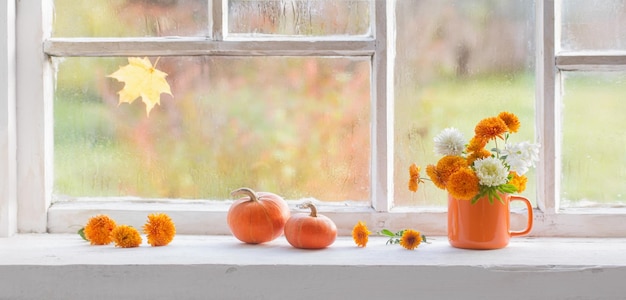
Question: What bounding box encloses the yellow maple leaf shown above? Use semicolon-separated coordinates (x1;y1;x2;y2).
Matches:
108;57;172;116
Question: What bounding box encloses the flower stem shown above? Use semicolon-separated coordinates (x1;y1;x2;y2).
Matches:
154;57;161;68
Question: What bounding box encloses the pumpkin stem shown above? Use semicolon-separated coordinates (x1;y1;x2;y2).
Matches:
230;187;258;202
298;202;318;218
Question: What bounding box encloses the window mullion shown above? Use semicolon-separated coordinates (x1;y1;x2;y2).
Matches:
371;0;393;212
43;39;376;57
0;0;17;237
211;0;223;41
536;0;559;214
16;0;54;233
556;52;626;71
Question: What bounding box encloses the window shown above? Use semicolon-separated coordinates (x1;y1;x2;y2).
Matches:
558;0;626;208
19;0;384;234
5;0;626;237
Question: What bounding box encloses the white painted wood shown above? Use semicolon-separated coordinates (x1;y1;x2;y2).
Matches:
210;0;223;41
43;38;376;57
0;0;17;237
16;0;53;233
4;234;626;267
46;200;626;237
536;0;559;214
556;51;626;71
371;0;392;212
1;235;625;299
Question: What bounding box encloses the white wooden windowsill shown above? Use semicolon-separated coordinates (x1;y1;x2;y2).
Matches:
1;235;625;300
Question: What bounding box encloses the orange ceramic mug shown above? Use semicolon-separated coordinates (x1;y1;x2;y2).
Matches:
448;193;533;250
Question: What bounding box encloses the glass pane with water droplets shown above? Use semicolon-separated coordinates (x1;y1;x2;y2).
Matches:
561;0;626;51
53;56;371;202
394;0;536;207
52;0;209;37
228;0;372;37
560;72;626;208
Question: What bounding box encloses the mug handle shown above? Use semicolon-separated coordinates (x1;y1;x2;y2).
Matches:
509;195;533;237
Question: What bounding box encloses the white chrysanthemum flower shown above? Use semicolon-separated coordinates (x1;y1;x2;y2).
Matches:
473;157;509;187
502;142;540;175
433;127;466;156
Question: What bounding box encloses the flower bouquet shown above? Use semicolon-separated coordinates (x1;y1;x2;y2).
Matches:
410;111;540;204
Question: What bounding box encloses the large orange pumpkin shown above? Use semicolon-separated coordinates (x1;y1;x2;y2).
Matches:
284;202;337;249
227;187;290;244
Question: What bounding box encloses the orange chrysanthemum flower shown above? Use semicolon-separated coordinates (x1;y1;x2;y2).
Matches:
143;213;176;247
408;163;421;192
84;215;117;245
111;225;142;248
467;148;492;165
509;172;527;193
498;111;521;133
399;229;422;250
433;155;468;188
466;136;487;153
352;221;371;248
446;168;480;201
474;116;508;141
425;164;445;189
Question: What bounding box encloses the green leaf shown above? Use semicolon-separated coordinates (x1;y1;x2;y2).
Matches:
471;193;482;204
78;227;87;241
487;190;495;204
380;229;395;237
498;184;517;194
386;238;400;245
494;191;505;204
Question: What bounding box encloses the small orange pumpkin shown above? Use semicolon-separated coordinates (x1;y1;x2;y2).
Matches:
227;187;290;244
284;202;337;249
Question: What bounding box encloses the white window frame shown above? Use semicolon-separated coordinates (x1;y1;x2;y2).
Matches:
2;0;625;237
0;0;16;237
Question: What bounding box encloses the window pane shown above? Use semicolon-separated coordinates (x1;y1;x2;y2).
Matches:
561;72;626;207
561;0;626;51
53;56;371;202
394;0;536;207
228;0;371;37
52;0;209;37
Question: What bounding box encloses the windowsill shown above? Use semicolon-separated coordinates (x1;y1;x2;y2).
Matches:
2;234;626;267
2;234;626;299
